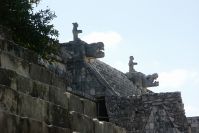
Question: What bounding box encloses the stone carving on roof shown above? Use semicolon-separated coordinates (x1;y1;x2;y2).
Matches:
126;56;159;89
129;56;137;73
72;22;82;41
60;23;104;62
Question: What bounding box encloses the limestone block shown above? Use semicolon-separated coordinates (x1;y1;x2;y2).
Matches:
0;51;30;77
113;125;126;133
16;75;32;94
17;93;46;122
19;117;43;133
31;81;49;100
49;86;68;109
51;73;67;90
0;68;69;109
0;85;17;113
103;121;125;133
46;103;69;128
30;63;52;84
93;119;104;133
30;63;68;90
0;111;18;133
0;110;71;133
0;110;43;133
65;92;84;114
69;111;94;133
82;98;97;118
0;68;17;89
42;124;71;133
0;40;38;63
0;85;70;128
94;119;126;133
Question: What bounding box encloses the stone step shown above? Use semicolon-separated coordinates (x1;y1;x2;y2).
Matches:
0;110;71;133
0;68;97;118
69;111;126;133
0;84;70;128
0;109;126;133
0;39;69;85
0;50;68;90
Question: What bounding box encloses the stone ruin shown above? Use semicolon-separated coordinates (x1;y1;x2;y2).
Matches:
0;23;198;133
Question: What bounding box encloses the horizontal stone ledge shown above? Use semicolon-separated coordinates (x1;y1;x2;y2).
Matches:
0;110;71;133
69;111;126;133
0;84;70;128
0;39;68;77
0;78;97;118
0;52;69;90
0;67;67;106
0;39;38;64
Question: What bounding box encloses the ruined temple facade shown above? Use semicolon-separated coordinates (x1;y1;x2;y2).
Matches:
0;24;198;133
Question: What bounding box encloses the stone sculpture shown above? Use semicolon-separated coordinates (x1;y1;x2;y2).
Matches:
85;42;105;58
60;40;105;61
143;73;159;87
61;23;104;61
128;56;137;73
126;56;159;88
127;72;159;88
72;22;82;41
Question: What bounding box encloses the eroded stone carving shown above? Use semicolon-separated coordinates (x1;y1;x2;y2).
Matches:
72;22;82;41
60;40;105;61
85;42;104;58
60;23;104;60
129;56;137;73
127;70;159;88
143;73;159;87
126;56;159;88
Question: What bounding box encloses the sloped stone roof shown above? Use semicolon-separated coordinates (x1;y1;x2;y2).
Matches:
89;60;142;96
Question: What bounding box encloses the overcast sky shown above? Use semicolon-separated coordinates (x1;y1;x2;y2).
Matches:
36;0;199;117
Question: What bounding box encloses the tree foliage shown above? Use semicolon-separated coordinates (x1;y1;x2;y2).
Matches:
0;0;59;60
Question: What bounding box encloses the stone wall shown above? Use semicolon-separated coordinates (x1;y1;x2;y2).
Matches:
66;60;107;98
187;117;199;133
0;36;126;133
106;92;189;133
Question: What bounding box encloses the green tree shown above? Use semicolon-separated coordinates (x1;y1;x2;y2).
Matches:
0;0;59;60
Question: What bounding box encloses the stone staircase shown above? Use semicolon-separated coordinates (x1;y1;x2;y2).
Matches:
0;39;126;133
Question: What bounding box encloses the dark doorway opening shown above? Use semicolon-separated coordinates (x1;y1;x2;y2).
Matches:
96;96;109;122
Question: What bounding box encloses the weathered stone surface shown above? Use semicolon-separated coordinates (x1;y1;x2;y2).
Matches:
0;51;30;77
69;111;94;133
43;125;71;133
65;92;84;114
187;116;199;133
0;69;97;118
90;60;141;96
66;60;106;98
46;103;69;128
0;85;69;128
0;85;18;113
106;92;189;133
0;68;68;109
72;22;82;41
0;39;38;63
94;118;126;133
0;110;71;133
82;98;97;118
0;51;69;89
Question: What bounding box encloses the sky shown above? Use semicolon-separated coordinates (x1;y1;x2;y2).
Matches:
36;0;199;117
